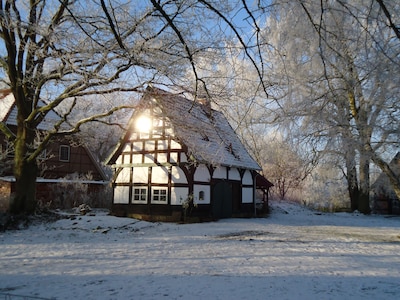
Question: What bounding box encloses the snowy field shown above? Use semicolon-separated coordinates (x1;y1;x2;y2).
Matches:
1;201;400;300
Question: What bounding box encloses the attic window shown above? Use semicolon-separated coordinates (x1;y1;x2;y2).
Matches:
225;143;240;160
59;145;70;162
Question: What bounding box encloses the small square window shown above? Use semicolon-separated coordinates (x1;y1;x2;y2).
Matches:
59;145;70;162
152;188;167;203
132;188;147;203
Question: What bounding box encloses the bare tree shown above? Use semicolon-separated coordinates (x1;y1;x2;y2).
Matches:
0;1;195;213
258;0;400;213
0;0;271;214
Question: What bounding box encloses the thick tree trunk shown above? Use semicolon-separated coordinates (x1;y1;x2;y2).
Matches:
9;121;38;214
9;159;38;214
358;152;371;214
347;166;359;211
344;146;359;211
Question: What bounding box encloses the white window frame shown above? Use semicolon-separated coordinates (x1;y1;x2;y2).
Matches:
132;187;148;204
151;187;168;204
59;145;70;162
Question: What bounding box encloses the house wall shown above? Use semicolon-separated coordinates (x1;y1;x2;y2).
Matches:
111;134;257;221
109;106;258;221
0;129;105;181
42;141;105;180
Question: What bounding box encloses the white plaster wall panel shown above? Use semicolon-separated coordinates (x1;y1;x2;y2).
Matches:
242;170;253;185
114;186;129;204
157;152;168;163
194;164;210;182
144;140;155;151
151;166;169;183
180;152;188;162
123;154;131;164
140;132;150;139
132;154;142;164
170;140;182;149
158;140;168;150
132;141;142;152
115;167;130;183
132;167;148;183
242;187;253;203
170;152;178;163
228;168;241;180
128;132;138;140
193;184;210;204
213;166;227;179
144;153;154;163
170;187;189;205
171;166;188;183
165;127;174;136
116;156;122;164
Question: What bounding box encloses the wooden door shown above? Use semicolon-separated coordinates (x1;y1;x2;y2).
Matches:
212;181;232;219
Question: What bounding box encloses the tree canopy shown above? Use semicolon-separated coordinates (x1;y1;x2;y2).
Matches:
1;0;399;214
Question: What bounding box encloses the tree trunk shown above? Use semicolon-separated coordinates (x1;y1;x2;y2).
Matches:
344;145;359;211
358;151;371;214
347;166;359;211
9;119;38;214
9;159;38;214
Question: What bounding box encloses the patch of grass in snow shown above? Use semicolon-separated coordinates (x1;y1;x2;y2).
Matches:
216;230;272;240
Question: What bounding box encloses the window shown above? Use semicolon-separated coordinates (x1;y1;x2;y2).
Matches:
59;145;70;162
199;191;204;201
152;188;168;203
132;188;147;203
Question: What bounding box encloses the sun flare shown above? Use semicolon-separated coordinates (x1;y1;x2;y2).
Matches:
136;115;152;132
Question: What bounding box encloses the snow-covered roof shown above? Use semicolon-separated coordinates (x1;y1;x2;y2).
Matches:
0;89;63;131
109;87;261;170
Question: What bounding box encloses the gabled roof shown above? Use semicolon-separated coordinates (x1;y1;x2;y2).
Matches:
0;89;63;130
371;152;400;195
256;174;274;189
108;87;261;171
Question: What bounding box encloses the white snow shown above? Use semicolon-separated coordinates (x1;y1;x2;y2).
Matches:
1;201;399;300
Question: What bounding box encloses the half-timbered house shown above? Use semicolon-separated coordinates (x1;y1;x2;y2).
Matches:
106;87;272;222
0;89;108;211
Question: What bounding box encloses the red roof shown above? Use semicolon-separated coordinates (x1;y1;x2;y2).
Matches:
256;175;274;189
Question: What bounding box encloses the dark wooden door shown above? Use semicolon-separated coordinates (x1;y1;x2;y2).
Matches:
212;181;232;219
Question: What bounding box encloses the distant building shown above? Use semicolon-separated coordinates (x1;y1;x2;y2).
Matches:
371;152;400;215
0;89;108;211
106;86;272;222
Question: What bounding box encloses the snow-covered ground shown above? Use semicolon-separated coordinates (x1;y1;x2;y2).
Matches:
1;201;399;300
